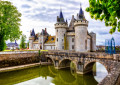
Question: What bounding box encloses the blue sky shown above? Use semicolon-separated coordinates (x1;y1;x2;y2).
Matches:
5;0;120;45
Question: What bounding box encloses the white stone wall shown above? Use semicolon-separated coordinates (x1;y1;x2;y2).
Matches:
55;28;66;50
44;45;55;50
29;40;33;49
67;36;75;51
33;44;40;50
90;33;96;51
87;38;90;52
44;43;55;50
75;25;87;52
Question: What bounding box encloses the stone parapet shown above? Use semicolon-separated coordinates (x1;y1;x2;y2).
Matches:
74;20;88;27
55;23;68;29
0;51;39;68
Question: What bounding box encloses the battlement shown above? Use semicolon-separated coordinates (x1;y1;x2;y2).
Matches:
74;20;88;27
55;23;68;29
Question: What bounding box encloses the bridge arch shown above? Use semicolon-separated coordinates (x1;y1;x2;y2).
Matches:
58;58;77;70
84;60;109;74
46;56;55;66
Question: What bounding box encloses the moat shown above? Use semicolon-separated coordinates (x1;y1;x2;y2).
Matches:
0;62;108;85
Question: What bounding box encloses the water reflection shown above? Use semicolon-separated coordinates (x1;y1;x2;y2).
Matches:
0;63;108;85
94;62;108;82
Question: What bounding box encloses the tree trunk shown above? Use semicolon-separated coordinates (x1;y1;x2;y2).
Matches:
0;34;6;51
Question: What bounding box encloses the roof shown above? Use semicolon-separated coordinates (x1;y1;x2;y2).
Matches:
40;29;49;36
45;36;55;44
57;9;65;23
7;43;18;47
78;4;86;21
31;29;35;37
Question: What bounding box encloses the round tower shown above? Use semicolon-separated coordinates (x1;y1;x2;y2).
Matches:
29;29;35;49
74;5;88;52
55;10;68;50
90;32;96;51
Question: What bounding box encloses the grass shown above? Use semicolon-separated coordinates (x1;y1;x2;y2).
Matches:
3;49;48;52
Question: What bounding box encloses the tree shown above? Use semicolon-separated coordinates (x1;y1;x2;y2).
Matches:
27;41;29;49
0;0;22;51
20;35;26;49
86;0;120;34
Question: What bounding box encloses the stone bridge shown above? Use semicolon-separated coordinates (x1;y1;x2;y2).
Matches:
0;51;120;85
41;51;120;85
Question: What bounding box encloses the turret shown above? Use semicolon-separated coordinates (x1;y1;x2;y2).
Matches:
55;9;68;50
74;4;88;52
90;32;96;51
29;29;35;49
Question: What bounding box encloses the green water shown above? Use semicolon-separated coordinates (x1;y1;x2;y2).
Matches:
0;65;99;85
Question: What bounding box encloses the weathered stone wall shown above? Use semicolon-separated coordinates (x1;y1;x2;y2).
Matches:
0;51;39;68
67;36;75;51
55;28;67;50
90;32;96;51
75;25;87;52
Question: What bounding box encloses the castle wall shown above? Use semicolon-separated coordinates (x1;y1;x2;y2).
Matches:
67;36;75;51
90;33;96;51
44;44;55;50
33;44;40;50
75;25;87;52
87;38;90;52
55;28;66;50
29;36;34;50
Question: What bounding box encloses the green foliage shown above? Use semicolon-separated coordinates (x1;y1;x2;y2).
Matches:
86;0;120;34
38;50;41;57
70;62;76;70
20;35;26;49
0;0;22;51
0;34;6;51
27;41;29;48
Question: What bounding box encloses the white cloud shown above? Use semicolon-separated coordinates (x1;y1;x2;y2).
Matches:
4;0;120;45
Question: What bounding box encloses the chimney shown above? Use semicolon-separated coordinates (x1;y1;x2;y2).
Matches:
72;15;74;19
77;13;79;19
45;28;47;32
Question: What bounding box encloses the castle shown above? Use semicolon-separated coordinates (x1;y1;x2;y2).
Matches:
29;5;96;52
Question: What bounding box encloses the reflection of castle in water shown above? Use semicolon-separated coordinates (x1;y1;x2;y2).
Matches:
39;65;98;85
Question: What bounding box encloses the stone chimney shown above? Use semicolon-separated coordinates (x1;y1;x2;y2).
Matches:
72;15;74;19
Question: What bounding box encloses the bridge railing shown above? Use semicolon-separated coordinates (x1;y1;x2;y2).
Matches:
42;51;120;61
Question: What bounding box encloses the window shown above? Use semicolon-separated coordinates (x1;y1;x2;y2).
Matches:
85;40;87;50
72;38;74;42
62;46;64;49
72;45;74;49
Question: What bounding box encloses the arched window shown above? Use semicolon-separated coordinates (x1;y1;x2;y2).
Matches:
85;40;87;50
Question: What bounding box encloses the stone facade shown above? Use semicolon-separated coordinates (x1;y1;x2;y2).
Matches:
29;5;96;52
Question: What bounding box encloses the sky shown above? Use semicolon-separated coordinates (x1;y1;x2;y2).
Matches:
4;0;120;45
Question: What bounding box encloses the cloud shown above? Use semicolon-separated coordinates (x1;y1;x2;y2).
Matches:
21;4;31;8
4;0;120;45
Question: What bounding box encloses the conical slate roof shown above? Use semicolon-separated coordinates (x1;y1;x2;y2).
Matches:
58;9;65;22
31;29;35;37
78;3;86;20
